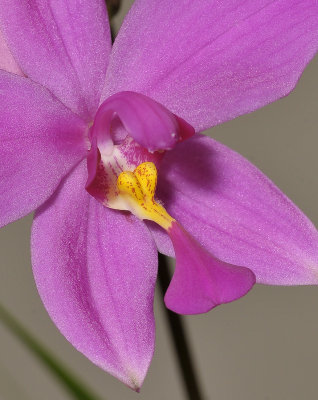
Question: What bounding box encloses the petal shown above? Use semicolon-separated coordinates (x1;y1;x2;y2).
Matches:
0;0;111;121
146;220;174;257
0;27;22;75
165;221;255;314
93;91;194;153
156;135;318;285
0;71;87;228
31;161;158;389
103;0;318;131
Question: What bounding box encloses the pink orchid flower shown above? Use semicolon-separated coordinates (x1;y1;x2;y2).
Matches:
1;0;318;390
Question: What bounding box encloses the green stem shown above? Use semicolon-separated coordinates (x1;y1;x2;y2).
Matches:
0;303;102;400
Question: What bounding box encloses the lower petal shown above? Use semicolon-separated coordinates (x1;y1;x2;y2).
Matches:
156;135;318;285
31;161;158;389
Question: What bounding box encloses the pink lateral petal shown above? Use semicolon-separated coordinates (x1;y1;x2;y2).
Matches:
0;71;87;228
32;161;158;389
0;0;112;121
165;221;256;315
155;135;318;285
0;27;22;75
103;0;318;131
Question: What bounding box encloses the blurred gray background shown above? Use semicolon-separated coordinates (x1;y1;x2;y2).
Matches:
1;1;318;399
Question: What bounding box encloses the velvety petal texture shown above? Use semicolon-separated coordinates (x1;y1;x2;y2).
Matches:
103;0;318;131
32;162;158;389
0;0;111;120
165;221;255;314
0;71;87;228
156;135;318;285
0;28;22;75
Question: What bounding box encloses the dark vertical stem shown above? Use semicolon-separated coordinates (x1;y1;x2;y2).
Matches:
106;0;121;19
106;0;122;42
158;253;205;400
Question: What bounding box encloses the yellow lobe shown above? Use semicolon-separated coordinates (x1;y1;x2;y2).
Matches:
117;171;144;203
134;162;157;199
117;162;174;230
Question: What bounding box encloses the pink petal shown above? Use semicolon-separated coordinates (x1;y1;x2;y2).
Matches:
146;220;174;257
155;135;318;285
0;27;22;75
0;0;111;121
32;161;158;389
93;91;194;153
103;0;318;131
0;71;87;228
165;221;255;314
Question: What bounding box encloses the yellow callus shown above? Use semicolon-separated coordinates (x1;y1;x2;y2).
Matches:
117;162;174;230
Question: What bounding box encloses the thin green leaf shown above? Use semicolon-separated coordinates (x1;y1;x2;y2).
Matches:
0;303;102;400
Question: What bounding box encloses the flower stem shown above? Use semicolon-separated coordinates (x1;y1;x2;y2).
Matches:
106;0;122;19
0;303;101;400
106;0;122;42
158;253;205;400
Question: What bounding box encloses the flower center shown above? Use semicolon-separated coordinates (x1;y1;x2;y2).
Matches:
86;91;194;211
117;162;174;230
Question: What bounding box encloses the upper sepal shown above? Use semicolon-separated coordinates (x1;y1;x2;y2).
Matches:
103;0;318;132
0;0;112;120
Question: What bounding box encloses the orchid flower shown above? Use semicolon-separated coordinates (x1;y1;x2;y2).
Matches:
0;0;318;390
